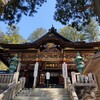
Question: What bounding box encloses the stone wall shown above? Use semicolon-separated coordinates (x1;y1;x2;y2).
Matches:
75;86;96;100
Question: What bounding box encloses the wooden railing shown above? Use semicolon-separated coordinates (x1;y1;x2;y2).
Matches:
0;77;26;100
0;74;14;85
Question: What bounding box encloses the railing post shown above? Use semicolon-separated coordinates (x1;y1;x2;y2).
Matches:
13;72;19;83
71;72;76;84
16;62;21;72
19;77;26;89
76;73;81;83
88;73;94;83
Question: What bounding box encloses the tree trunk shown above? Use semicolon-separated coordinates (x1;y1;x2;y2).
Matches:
93;0;100;24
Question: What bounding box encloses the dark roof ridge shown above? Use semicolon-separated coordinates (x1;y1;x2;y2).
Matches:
32;27;73;44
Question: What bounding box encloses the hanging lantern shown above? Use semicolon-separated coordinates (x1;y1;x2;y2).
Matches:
63;54;66;62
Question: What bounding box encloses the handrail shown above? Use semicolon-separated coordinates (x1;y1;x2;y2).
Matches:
0;77;26;100
68;83;79;100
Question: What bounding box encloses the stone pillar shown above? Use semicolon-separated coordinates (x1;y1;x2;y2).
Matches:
13;61;21;83
84;75;89;83
13;72;19;83
76;74;80;83
92;73;97;83
80;75;84;83
71;72;76;84
88;73;94;83
16;62;21;72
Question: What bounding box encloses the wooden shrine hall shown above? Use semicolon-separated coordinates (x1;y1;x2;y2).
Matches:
0;26;100;88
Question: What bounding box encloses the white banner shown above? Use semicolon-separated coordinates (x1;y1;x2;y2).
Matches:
62;62;68;78
33;62;39;77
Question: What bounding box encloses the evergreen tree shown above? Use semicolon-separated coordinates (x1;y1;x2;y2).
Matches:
84;18;100;42
0;0;100;25
0;28;5;42
59;26;86;42
28;27;47;42
2;25;26;44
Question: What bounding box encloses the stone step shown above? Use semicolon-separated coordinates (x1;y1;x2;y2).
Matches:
16;92;69;96
13;88;70;100
21;88;68;92
25;88;67;91
17;92;69;96
18;89;68;95
13;96;70;100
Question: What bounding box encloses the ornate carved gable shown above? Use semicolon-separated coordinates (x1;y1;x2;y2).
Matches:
42;43;60;52
39;43;62;61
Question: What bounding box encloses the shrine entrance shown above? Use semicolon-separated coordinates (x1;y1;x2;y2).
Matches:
45;72;59;85
49;72;59;84
49;76;59;84
39;71;63;88
33;73;61;88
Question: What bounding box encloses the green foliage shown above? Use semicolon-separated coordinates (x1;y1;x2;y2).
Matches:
3;33;26;44
0;0;47;24
6;24;19;35
1;0;100;25
59;18;99;42
54;0;98;25
1;25;26;44
59;26;86;42
0;29;5;42
84;18;100;42
0;60;8;70
28;27;47;42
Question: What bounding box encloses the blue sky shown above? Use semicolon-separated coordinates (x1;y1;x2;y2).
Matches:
0;0;65;39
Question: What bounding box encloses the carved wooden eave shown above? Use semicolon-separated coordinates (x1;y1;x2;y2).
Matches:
0;35;100;50
74;41;100;49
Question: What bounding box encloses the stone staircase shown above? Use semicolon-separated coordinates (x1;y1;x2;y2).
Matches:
12;88;70;100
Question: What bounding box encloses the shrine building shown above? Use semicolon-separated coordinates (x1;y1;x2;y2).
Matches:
0;27;100;88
